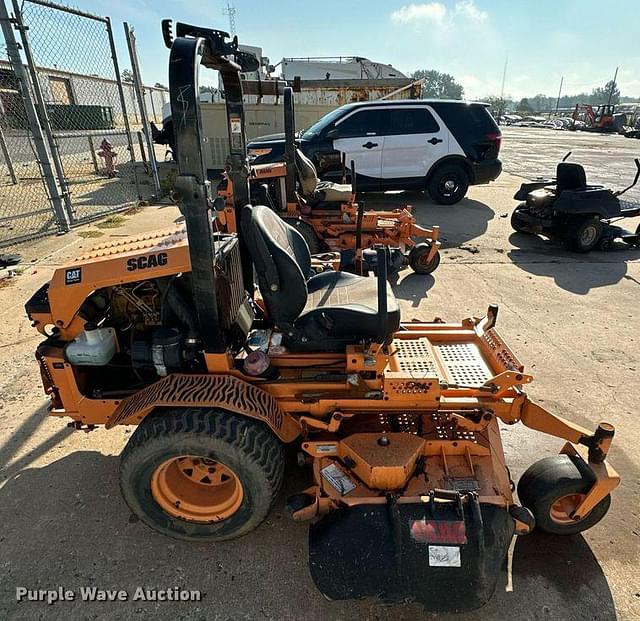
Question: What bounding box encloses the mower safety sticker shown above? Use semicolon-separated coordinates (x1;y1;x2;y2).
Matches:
410;519;467;544
321;463;357;495
444;476;480;493
428;545;461;568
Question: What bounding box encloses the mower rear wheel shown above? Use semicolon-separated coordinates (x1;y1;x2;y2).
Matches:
119;408;284;542
563;215;603;252
283;217;324;254
517;454;611;535
409;243;441;274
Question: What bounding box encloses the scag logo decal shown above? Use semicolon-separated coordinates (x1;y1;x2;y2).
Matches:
65;268;81;285
126;252;168;271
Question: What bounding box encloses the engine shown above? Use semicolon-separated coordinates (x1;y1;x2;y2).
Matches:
26;233;250;400
69;275;201;385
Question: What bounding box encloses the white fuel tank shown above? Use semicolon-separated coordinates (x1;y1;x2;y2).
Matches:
66;325;117;366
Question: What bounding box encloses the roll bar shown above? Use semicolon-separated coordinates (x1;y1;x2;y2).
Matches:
283;87;297;204
163;20;257;351
615;158;640;197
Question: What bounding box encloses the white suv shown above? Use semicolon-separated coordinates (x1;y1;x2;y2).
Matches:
248;99;502;204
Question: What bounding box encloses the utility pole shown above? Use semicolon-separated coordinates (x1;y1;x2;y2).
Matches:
498;53;508;122
607;66;619;106
555;76;564;116
223;1;237;35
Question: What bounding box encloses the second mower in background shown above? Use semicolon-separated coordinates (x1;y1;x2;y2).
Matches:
217;87;442;276
511;153;640;252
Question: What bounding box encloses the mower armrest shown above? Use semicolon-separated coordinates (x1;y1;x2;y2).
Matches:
513;180;554;201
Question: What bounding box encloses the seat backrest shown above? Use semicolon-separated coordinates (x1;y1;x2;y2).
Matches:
241;205;311;325
294;149;319;197
556;162;587;191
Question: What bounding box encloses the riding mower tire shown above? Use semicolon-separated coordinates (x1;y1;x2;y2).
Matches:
409;243;441;274
511;206;531;233
517;454;611;536
427;163;469;205
119;408;284;542
563;215;603;253
283;218;324;254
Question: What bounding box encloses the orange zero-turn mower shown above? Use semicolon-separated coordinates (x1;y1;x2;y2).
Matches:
215;87;441;276
25;22;619;612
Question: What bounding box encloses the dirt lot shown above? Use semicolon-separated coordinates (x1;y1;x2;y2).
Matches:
501;125;640;203
0;130;639;620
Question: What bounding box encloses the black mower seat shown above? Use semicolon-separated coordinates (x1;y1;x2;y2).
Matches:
242;205;400;349
556;162;587;191
295;149;353;204
299;270;399;340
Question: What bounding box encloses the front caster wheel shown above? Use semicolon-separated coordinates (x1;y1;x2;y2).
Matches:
511;206;532;233
409;243;441;274
517;454;611;535
119;408;284;542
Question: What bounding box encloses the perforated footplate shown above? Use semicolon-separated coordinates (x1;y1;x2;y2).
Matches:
394;338;438;377
434;343;492;386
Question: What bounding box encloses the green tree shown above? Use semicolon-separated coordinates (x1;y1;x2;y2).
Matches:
411;69;464;100
154;82;168;89
590;80;620;105
484;95;510;119
517;97;533;114
121;69;134;83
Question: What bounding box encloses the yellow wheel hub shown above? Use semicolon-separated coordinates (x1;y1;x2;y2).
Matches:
151;455;243;523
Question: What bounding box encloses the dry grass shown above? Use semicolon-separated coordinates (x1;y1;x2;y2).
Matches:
77;229;105;239
95;214;128;229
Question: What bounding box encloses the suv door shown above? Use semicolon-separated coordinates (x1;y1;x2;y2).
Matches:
380;106;449;187
330;108;383;190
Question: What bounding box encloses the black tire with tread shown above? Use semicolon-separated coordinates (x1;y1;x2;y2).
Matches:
283;217;325;254
408;244;441;274
119;408;284;542
427;163;469;205
517;454;611;536
511;205;531;233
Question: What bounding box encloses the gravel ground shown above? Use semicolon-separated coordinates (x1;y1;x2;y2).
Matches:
0;129;638;620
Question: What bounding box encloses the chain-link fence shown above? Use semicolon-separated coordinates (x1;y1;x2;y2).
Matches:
0;49;60;245
0;0;166;248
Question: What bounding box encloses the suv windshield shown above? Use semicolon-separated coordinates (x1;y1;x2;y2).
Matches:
301;106;351;139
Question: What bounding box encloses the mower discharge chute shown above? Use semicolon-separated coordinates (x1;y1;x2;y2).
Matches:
24;22;620;612
216;86;441;276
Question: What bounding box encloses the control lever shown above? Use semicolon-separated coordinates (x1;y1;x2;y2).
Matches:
375;246;388;346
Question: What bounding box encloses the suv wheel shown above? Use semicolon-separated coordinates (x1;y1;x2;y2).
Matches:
428;164;469;205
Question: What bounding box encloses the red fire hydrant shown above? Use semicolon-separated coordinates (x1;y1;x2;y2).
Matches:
97;139;118;178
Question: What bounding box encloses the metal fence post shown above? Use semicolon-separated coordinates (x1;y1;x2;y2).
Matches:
0;126;18;184
124;22;160;196
0;0;69;232
105;16;141;201
87;135;99;173
11;0;73;223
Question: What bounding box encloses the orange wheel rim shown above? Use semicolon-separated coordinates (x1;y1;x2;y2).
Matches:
417;252;434;266
151;455;243;523
549;493;586;524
